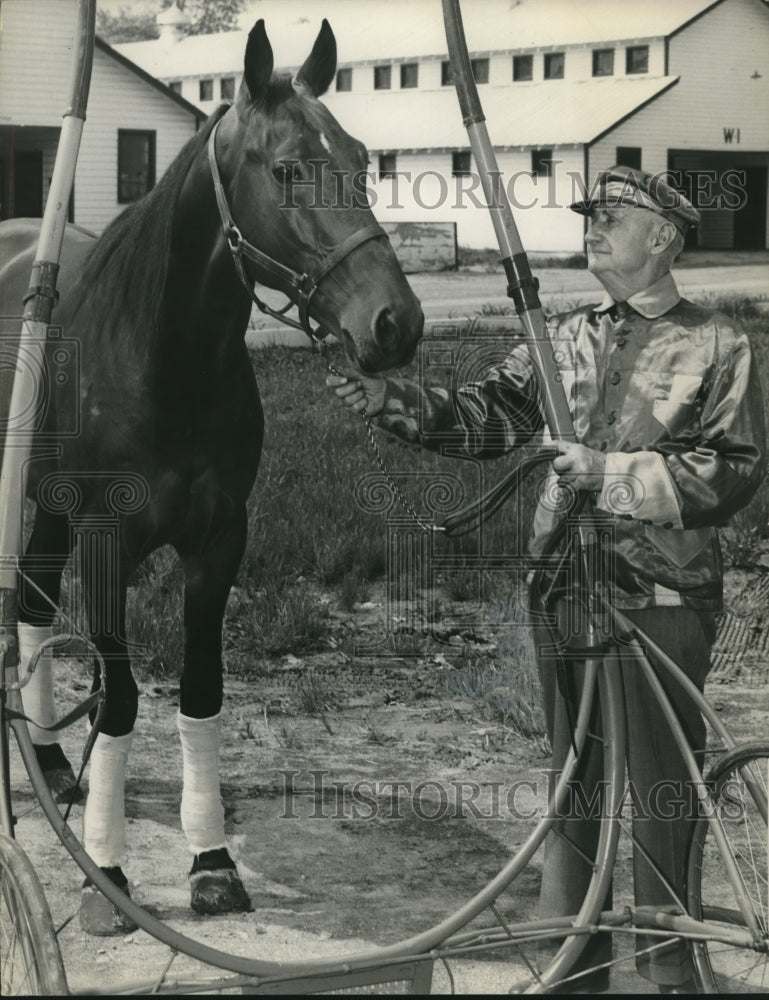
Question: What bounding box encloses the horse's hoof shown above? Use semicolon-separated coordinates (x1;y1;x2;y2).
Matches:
190;868;252;915
79;877;138;936
44;766;85;805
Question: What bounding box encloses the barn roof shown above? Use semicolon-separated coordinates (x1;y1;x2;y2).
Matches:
355;75;680;151
114;0;723;76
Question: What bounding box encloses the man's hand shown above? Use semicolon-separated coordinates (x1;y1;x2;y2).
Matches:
551;440;607;492
326;372;386;417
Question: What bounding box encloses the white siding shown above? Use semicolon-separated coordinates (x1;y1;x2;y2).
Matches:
589;0;769;248
590;0;769;175
368;148;586;252
0;0;200;233
74;46;199;232
667;0;769;152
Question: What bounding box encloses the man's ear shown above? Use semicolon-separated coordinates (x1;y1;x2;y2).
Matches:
650;219;678;256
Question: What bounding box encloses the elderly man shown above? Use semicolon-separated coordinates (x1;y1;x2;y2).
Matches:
329;165;765;993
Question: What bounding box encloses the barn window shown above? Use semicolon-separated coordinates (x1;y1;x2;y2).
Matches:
441;60;453;86
513;55;533;81
168;80;182;95
592;49;614;77
220;77;235;101
336;67;352;91
452;151;472;176
626;45;649;74
374;65;392;90
544;52;564;79
400;63;419;88
471;58;489;84
199;78;213;101
117;130;156;203
532;149;554;177
378;153;397;179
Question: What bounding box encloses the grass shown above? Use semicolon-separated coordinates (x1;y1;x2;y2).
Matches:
119;292;767;689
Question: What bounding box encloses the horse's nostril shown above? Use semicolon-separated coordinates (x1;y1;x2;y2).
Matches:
373;307;399;352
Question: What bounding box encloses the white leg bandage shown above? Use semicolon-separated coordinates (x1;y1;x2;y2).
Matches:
177;712;226;855
18;624;57;746
83;731;133;868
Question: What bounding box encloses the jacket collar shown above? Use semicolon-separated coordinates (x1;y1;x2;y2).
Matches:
595;271;682;319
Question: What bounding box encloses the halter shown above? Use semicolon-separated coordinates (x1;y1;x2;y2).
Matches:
207;119;387;342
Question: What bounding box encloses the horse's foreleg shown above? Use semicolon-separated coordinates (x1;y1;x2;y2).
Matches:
18;510;82;802
176;506;251;915
78;548;139;936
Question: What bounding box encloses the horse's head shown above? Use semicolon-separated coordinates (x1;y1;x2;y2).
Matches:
212;19;423;373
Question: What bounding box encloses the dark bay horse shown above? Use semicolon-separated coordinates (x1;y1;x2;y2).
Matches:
0;19;422;934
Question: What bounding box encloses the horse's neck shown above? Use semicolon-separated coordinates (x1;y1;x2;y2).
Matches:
168;155;252;345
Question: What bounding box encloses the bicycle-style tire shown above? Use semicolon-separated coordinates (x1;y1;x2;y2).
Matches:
0;831;68;996
686;740;769;994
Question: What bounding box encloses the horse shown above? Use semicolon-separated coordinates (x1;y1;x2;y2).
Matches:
0;19;423;935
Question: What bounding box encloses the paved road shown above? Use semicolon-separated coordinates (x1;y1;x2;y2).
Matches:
245;263;768;349
409;263;769;321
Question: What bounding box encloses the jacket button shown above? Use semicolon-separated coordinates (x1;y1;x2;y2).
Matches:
606;411;616;424
609;371;621;385
663;521;674;529
622;513;633;520
599;440;608;451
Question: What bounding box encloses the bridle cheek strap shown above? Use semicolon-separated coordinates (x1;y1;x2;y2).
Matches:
207;120;386;342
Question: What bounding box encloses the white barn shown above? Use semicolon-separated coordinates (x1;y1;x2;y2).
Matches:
0;0;204;234
114;0;769;253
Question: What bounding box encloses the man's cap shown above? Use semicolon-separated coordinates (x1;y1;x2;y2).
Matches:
570;165;700;232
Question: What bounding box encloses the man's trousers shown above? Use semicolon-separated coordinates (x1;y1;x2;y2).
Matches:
532;597;717;988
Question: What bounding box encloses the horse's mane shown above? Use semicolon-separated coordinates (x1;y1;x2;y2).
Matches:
75;104;229;350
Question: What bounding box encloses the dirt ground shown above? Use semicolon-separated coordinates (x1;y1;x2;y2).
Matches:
8;562;769;996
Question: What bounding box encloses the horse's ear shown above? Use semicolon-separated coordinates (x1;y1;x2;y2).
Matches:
241;19;274;102
293;19;337;97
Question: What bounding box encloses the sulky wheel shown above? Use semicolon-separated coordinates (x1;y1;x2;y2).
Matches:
686;740;769;994
0;832;68;995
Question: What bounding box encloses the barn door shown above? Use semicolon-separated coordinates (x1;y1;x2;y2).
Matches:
733;166;767;250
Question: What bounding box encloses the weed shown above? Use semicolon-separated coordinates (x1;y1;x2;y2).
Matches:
364;715;396;744
239;716;268;744
338;570;368;611
278;722;302;749
295;670;333;715
442;596;546;738
444;568;482;603
240;582;329;659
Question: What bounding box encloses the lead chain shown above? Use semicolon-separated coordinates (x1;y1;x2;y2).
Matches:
325;359;441;534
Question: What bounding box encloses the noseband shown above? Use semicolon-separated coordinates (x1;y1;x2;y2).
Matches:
207;119;386;342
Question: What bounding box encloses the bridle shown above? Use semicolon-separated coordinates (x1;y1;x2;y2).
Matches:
207;118;386;343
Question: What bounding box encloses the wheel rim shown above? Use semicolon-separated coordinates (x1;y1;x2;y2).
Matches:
687;744;769;993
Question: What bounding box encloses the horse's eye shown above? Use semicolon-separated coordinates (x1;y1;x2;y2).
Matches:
272;161;300;186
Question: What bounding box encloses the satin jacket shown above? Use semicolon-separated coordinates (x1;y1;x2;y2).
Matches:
377;273;766;610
